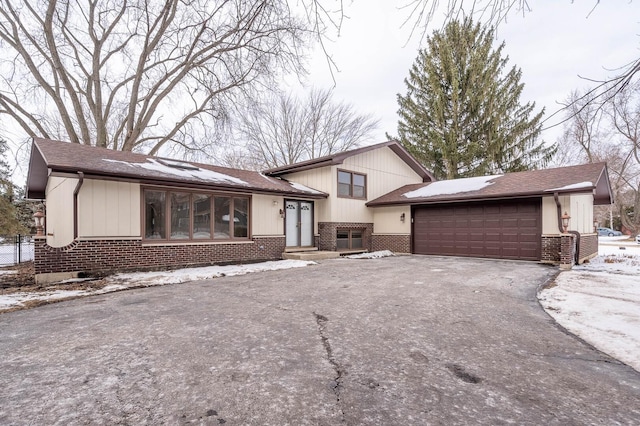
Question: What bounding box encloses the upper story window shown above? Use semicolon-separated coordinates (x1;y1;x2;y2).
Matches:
143;188;249;242
337;170;366;199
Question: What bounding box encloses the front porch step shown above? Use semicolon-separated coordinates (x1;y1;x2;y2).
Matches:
282;250;340;261
283;246;319;253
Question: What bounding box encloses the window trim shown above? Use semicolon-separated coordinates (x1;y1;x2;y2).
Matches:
141;187;251;242
336;228;365;251
337;169;367;199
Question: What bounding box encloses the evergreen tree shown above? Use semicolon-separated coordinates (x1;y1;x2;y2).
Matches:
397;18;555;180
0;139;29;237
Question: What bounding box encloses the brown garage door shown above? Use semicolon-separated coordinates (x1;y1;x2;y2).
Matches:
412;199;541;260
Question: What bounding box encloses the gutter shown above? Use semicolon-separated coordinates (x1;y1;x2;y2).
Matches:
554;192;580;265
73;172;85;239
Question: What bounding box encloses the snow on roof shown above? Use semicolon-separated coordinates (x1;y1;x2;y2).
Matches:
103;158;248;185
289;181;323;194
546;181;593;192
402;175;502;199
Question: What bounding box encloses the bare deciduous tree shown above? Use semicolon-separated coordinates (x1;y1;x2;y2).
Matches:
608;82;640;233
554;90;605;166
0;0;330;156
557;83;640;235
231;88;379;169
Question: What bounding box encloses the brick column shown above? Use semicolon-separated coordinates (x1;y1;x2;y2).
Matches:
560;234;575;269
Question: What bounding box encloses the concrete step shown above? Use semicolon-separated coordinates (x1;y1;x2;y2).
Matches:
282;251;341;261
283;246;319;253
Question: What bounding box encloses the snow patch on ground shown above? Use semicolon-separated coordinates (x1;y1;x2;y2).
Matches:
109;259;315;285
402;175;501;199
0;259;315;311
539;243;640;372
345;250;394;259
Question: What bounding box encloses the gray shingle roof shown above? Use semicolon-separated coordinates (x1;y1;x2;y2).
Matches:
264;140;435;183
367;163;612;207
26;138;328;199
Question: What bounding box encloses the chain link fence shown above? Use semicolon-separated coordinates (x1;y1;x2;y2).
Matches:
0;235;35;267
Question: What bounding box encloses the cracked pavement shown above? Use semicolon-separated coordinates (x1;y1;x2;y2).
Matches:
1;255;639;425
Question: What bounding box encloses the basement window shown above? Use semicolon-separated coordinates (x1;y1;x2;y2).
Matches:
336;229;364;250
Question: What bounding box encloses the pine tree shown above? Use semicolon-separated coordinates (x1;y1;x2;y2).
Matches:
397;18;555;180
0;139;28;237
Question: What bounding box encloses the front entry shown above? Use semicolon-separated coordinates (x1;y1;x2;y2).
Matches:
285;200;314;247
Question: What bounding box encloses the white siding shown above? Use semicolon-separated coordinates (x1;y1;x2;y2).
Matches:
342;147;423;198
373;206;411;234
78;179;140;238
570;193;595;234
332;147;424;222
284;146;424;224
45;176;77;247
252;194;285;235
542;194;594;235
280;168;332;223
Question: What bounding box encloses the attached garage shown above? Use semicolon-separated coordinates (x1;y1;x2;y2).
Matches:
412;199;541;260
368;163;614;267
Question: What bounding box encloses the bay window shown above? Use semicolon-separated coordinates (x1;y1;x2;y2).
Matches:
143;189;250;241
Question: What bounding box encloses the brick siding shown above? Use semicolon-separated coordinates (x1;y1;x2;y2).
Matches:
318;222;373;251
579;233;598;263
372;234;411;253
34;236;285;276
542;233;593;268
541;236;561;263
560;234;576;269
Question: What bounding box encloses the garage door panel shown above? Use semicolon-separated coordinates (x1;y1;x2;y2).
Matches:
413;199;541;261
502;218;519;228
484;232;501;241
519;217;538;228
519;233;538;243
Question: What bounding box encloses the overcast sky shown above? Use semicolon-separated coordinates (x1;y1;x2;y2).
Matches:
290;1;640;146
5;2;640;183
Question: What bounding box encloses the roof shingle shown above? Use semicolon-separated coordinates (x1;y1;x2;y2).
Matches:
367;163;612;206
27;138;328;199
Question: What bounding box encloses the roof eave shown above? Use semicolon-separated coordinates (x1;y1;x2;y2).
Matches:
46;168;328;199
367;189;597;207
263;140;435;182
593;165;614;205
25;141;49;200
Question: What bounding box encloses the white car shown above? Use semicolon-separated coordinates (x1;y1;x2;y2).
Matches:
636;234;640;244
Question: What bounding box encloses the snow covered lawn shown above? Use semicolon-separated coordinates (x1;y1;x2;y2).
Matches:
0;251;397;312
539;240;640;372
0;259;316;312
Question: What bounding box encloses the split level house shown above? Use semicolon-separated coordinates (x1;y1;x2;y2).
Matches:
26;138;613;283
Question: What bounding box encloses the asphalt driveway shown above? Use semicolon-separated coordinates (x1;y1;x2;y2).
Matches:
1;255;639;425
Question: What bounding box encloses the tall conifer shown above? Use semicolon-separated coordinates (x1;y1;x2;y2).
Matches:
397;18;555;180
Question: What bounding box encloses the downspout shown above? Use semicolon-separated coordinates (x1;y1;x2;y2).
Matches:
73;172;84;240
553;192;580;265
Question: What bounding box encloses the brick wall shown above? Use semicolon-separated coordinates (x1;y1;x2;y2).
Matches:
560;234;576;269
372;234;411;253
317;222;373;251
579;233;598;263
34;236;285;276
541;236;561;263
542;233;591;268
